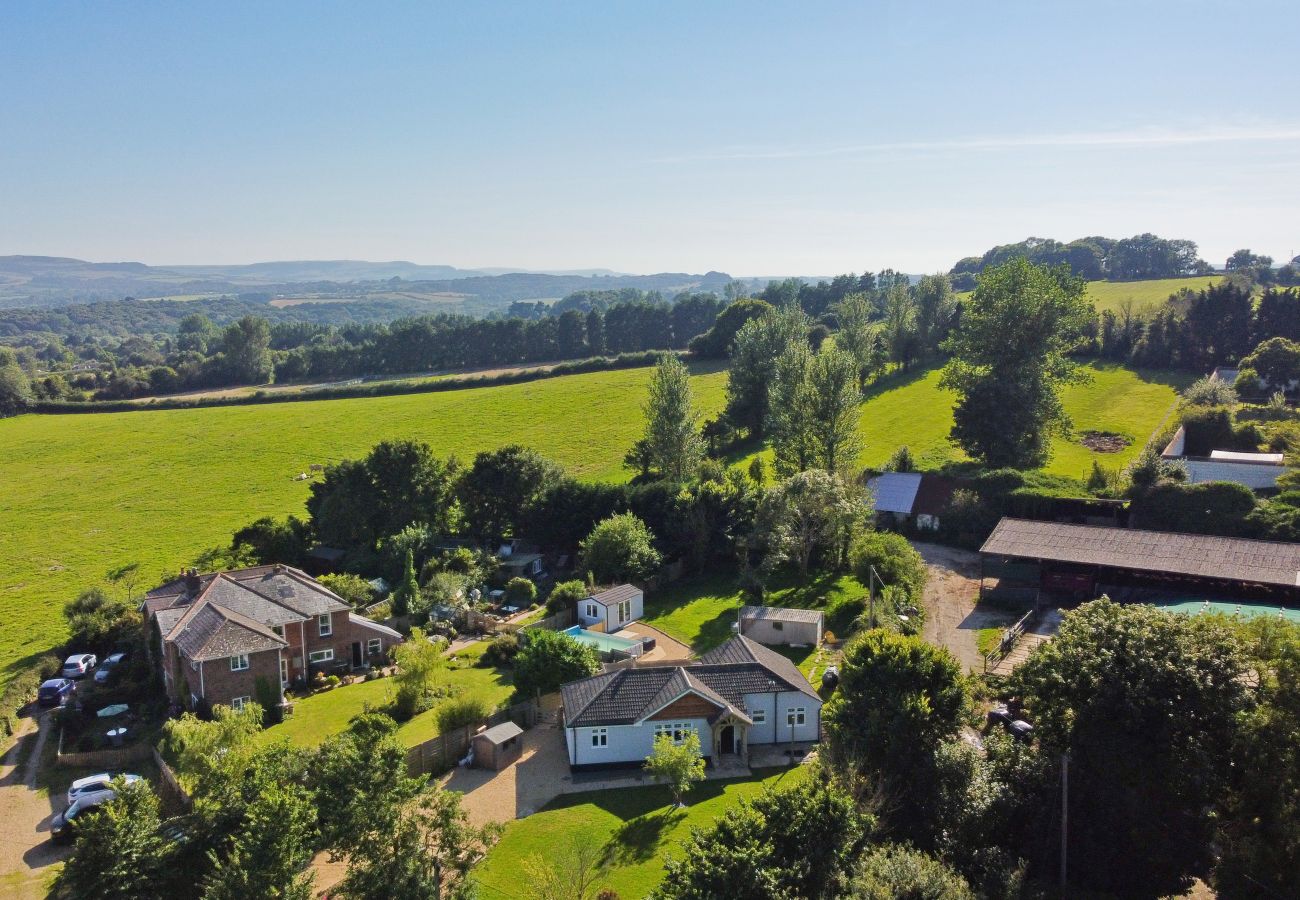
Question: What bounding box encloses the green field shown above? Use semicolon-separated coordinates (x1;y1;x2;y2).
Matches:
0;356;1186;690
475;767;805;899
735;360;1190;479
960;276;1225;317
0;365;729;687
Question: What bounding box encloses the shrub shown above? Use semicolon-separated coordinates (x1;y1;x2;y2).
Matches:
434;694;491;734
513;629;601;699
1182;375;1236;407
482;633;521;667
545;579;588;615
850;531;927;606
578;512;662;583
883;445;915;473
0;653;60;736
1132;481;1257;535
505;577;538;607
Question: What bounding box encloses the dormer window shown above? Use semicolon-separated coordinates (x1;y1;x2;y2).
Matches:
318;613;332;637
272;625;284;638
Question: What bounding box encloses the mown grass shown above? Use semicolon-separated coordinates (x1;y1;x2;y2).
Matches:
260;642;515;749
1084;276;1223;316
0;364;729;690
474;767;806;899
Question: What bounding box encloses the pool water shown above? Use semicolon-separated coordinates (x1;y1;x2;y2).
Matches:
561;625;642;654
1151;598;1300;624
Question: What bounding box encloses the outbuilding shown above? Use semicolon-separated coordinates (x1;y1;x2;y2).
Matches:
739;606;824;646
472;721;524;771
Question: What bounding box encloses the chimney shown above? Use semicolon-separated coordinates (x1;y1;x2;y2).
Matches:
184;568;201;592
273;564;286;574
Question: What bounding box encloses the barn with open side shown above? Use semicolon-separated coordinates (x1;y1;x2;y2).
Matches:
979;517;1300;606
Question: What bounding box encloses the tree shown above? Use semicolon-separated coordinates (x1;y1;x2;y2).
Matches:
390;628;447;720
545;579;588;614
824;630;967;840
162;702;266;796
847;845;975;900
578;512;662;583
201;780;316;900
1226;248;1273;272
317;572;375;608
940;258;1092;468
57;780;172;900
1239;336;1300;390
723;304;808;438
806;347;863;474
767;340;816;476
456;445;563;542
1008;599;1247;897
655;777;867;900
688;298;773;358
521;834;610;900
221;316;273;385
512;628;600;698
832;292;882;387
644;731;706;807
391;549;420;617
505;576;537;607
0;346;32;416
850;531;927;607
641;353;704;480
881;284;919;369
337;787;500;900
913;273;957;356
755;470;862;576
63;586;141;657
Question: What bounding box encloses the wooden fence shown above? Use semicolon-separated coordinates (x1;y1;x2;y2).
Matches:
152;748;192;811
520;607;575;634
56;727;154;768
404;699;541;777
982;608;1037;675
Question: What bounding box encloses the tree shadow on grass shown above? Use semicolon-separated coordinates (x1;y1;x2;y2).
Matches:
600;807;686;867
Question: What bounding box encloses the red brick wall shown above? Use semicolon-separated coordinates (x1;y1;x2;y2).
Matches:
197;648;281;709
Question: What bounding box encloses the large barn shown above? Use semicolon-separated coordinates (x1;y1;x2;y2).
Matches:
979;517;1300;606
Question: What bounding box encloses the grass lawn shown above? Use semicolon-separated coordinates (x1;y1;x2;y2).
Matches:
0;363;727;691
1084;276;1223;316
474;767;806;899
260;642;514;749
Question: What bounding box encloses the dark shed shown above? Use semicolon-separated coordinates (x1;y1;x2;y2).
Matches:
472;721;524;771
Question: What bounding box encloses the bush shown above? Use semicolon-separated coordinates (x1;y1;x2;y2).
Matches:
851;531;927;605
434;694;491;734
578;512;662;583
513;629;601;699
1132;481;1257;535
545;579;588;615
1183;376;1237;407
482;633;521;667
0;653;60;736
505;577;538;607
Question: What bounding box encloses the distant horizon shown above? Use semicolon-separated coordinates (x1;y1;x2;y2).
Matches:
3;2;1298;274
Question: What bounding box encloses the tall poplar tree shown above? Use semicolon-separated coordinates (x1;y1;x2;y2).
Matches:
641;353;704;480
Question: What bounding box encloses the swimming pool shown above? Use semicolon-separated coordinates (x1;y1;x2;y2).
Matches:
561;625;643;655
1150;598;1300;624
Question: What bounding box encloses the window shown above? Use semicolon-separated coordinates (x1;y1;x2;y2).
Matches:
367;638;381;657
271;624;284;637
749;708;766;725
318;613;332;637
586;603;598;619
309;649;334;664
653;722;696;745
786;707;806;727
590;728;608;748
280;657;289;687
231;696;252;711
618;600;631;623
772;621;784;631
230;654;249;672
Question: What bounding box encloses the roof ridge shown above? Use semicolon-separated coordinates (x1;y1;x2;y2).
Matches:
565;669;626;724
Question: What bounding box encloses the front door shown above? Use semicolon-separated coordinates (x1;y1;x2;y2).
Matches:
719;725;735;755
351;641;362;668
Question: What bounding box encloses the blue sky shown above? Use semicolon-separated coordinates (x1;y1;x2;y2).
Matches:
2;1;1298;275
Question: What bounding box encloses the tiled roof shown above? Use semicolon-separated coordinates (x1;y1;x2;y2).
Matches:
231;568;349;617
740;605;823;624
562;635;818;727
199;575;303;626
168;601;286;662
867;472;922;515
981;517;1300;588
588;584;641;607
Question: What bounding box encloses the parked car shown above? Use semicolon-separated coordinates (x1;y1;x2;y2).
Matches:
93;652;128;684
50;795;106;844
1007;719;1035;742
986;705;1014;729
987;705;1034;742
37;678;76;707
66;772;142;808
61;654;97;679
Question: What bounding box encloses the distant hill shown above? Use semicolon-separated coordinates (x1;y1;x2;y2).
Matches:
166;260;486;282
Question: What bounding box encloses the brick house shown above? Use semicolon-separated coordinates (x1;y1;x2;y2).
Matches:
142;564;403;712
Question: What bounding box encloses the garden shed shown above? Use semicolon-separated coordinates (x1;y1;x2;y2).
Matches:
472;721;524;771
739;605;823;647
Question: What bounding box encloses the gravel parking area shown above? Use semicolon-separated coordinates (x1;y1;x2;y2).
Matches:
440;723;572;827
913;541;990;673
0;710;67;899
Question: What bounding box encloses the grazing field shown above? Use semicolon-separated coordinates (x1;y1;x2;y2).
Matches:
735;360;1190;480
0;364;728;688
0;357;1183;691
1084;275;1224;316
474;767;805;900
260;642;514;749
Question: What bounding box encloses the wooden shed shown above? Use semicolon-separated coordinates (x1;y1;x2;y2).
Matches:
472;721;524;771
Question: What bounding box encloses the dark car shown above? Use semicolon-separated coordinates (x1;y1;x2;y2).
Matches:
987;705;1034;742
1007;719;1035;742
93;652;128;685
986;705;1014;729
37;678;76;707
50;795;106;844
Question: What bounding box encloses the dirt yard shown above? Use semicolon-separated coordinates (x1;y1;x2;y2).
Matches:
0;710;68;899
913;542;1006;673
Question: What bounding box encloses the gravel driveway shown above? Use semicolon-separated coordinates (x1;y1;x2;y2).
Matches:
0;709;68;899
913;541;996;673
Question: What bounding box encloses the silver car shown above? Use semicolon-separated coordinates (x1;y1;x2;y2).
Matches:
61;654;97;679
66;772;142;808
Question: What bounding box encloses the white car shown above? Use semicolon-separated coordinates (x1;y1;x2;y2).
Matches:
61;654;97;679
66;772;142;808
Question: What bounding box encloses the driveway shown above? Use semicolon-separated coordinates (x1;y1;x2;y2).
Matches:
440;723;572;828
0;709;68;899
617;622;691;663
913;542;992;673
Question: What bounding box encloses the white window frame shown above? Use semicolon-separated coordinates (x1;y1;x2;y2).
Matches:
590;727;608;748
786;707;806;727
618;599;631;623
585;603;598;620
309;649;334;664
318;613;332;637
653;722;696;745
280;657;289;687
230;654;249;672
231;696;252;711
750;708;766;725
367;637;381;657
